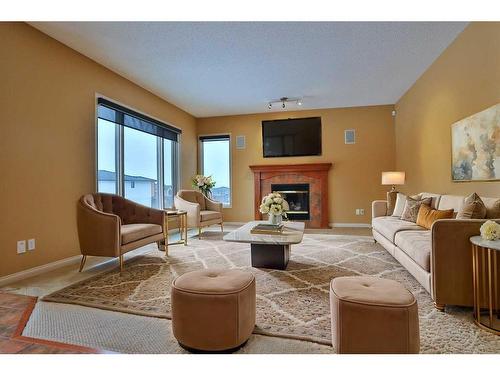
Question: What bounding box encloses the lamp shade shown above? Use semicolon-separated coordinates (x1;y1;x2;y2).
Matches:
381;171;405;186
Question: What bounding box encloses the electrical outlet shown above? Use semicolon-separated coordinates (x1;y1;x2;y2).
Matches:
17;240;26;254
28;238;35;251
355;209;365;216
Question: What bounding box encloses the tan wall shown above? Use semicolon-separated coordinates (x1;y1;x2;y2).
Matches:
395;22;500;197
0;23;198;277
197;106;396;224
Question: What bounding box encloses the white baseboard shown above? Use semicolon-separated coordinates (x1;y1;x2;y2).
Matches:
330;223;372;228
0;255;82;287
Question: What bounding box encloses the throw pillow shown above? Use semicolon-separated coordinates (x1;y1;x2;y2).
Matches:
401;196;432;223
485;198;500;219
387;191;398;216
391;193;407;217
457;192;487;219
416;204;454;229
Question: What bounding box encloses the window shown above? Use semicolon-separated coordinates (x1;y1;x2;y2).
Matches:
199;135;231;207
124;127;159;208
97;117;117;194
96;98;180;209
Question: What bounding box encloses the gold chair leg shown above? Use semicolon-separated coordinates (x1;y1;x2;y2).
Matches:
78;255;87;272
119;254;124;274
183;214;188;246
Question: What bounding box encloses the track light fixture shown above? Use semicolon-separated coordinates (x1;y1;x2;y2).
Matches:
267;97;303;110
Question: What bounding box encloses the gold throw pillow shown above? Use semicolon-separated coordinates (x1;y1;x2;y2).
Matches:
416;204;454;229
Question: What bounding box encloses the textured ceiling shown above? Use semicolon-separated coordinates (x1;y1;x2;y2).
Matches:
31;22;467;117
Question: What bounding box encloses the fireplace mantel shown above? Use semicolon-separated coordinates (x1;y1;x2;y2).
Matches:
249;163;333;228
249;163;332;173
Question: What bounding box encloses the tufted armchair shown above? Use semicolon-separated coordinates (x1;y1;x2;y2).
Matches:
77;193;166;273
174;190;223;238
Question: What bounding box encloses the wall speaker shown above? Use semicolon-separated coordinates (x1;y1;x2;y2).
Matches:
344;129;356;144
236;135;246;149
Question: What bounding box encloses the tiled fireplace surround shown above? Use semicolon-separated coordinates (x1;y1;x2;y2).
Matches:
249;163;333;228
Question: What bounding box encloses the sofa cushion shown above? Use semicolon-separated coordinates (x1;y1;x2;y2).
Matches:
401;196;432;223
482;197;500;219
121;223;162;244
457;193;487;219
391;193;407;217
394;230;431;271
437;195;464;212
372;216;425;242
416;205;454;230
420;192;442;209
200;210;222;222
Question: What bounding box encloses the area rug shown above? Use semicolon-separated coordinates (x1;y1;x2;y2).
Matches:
42;233;500;353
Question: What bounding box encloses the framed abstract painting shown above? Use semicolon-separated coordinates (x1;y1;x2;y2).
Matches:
451;103;500;182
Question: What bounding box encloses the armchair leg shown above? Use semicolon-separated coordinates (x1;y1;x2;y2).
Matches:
198;227;202;239
78;255;87;272
220;223;224;233
119;254;124;274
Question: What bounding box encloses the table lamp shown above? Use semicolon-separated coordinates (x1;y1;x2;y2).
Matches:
381;171;405;215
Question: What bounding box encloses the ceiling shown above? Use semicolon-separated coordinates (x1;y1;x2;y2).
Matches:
30;22;468;117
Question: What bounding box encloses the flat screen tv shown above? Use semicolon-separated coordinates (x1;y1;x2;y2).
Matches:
262;117;322;157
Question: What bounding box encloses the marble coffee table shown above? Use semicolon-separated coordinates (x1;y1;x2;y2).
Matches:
223;221;305;270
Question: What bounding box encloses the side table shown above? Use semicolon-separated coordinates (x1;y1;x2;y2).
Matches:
161;210;188;256
470;236;500;335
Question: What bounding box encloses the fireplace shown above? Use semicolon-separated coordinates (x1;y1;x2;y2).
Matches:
250;163;332;228
271;183;310;220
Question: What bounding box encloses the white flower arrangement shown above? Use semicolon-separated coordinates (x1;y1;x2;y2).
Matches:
480;220;500;241
191;174;216;195
259;192;289;217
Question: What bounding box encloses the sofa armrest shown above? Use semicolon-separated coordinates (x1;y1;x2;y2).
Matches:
205;196;223;212
372;200;388;218
77;202;121;257
174;195;201;228
431;218;500;307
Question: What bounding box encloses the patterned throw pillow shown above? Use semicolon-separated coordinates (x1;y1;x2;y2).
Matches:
401;196;432;223
457;192;487;219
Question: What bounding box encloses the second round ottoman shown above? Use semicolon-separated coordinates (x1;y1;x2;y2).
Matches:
330;276;420;354
171;269;256;353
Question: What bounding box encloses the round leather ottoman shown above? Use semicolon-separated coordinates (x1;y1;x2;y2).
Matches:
171;269;256;353
330;276;420;354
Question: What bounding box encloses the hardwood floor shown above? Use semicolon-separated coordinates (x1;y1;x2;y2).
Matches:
0;292;107;354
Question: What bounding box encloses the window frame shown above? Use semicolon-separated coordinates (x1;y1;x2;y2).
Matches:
95;95;180;209
198;133;232;208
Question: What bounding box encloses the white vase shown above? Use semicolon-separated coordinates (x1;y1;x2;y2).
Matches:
268;214;282;225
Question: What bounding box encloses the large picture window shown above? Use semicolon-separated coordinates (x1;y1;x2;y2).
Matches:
199;135;231;207
97;98;180;209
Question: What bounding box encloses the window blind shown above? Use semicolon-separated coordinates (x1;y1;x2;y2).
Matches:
199;135;230;142
97;98;181;142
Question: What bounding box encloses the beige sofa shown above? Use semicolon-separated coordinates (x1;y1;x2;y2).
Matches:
372;192;500;311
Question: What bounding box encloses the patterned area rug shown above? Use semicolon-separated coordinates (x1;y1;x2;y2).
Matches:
43;232;500;353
